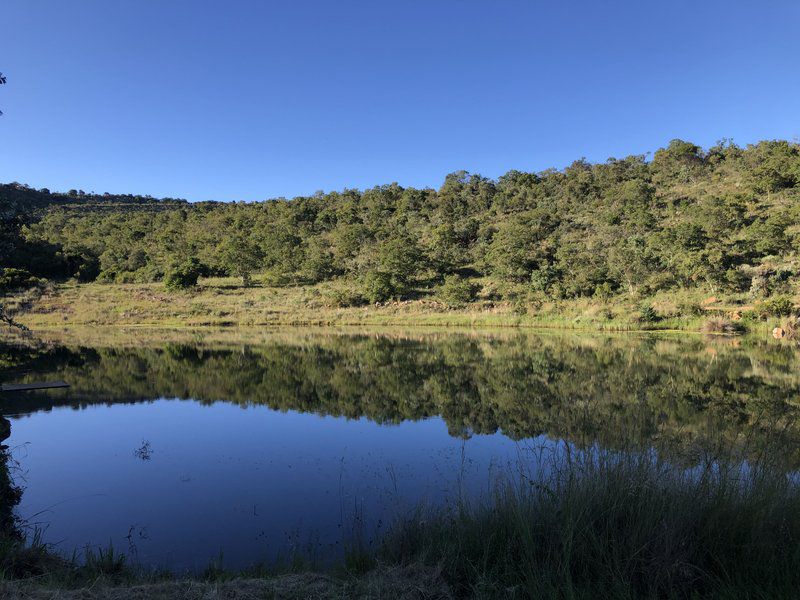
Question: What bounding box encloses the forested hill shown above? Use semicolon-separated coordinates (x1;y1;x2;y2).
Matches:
0;183;187;221
3;139;800;303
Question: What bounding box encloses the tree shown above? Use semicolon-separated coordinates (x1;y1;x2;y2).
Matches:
363;232;424;301
651;139;706;185
5;137;800;313
745;140;800;192
220;234;262;286
164;258;203;290
486;211;554;282
438;274;479;306
301;238;337;282
607;237;657;295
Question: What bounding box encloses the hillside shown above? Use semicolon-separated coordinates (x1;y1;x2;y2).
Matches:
2;139;800;313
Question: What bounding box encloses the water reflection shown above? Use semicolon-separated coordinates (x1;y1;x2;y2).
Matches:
3;333;800;460
1;331;799;569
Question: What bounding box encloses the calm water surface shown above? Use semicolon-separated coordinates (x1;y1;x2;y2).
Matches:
2;331;799;570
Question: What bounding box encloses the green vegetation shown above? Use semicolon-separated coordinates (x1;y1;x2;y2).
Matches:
438;275;480;307
4;332;800;464
378;449;800;598
2;139;800;326
163;258;203;291
4;138;800;596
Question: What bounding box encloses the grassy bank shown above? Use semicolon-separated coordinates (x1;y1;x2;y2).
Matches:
3;447;800;599
378;449;800;599
3;278;792;335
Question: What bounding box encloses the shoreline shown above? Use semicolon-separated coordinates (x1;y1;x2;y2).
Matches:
3;446;800;599
3;279;788;339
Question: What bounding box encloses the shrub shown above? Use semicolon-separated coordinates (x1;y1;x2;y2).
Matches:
530;266;557;293
676;300;704;317
0;268;38;293
438;275;479;307
74;256;101;282
262;268;293;287
592;282;613;299
325;288;367;308
637;303;659;323
759;295;795;317
362;271;396;303
115;272;136;284
778;315;800;340
164;258;202;291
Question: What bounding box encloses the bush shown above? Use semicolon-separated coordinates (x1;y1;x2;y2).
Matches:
262;268;293;287
115;272;136;284
746;295;796;320
758;295;795;318
676;300;704;316
778;315;800;339
0;268;38;293
637;303;659;323
362;271;396;303
325;288;367;308
164;259;202;291
530;266;557;293
592;282;613;300
438;275;479;307
74;256;101;282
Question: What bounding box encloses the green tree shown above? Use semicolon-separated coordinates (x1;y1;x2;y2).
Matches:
220;234;262;286
164;258;203;290
438;274;479;306
301;238;337;282
363;232;424;301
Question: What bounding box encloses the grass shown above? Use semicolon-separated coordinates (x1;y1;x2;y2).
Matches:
378;447;800;599
3;446;800;598
2;277;790;335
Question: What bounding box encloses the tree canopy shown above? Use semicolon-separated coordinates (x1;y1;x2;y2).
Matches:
3;138;800;303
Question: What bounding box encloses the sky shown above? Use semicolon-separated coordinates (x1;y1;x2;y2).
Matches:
1;1;799;202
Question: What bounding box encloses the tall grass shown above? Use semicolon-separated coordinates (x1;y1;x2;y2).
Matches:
378;446;800;599
4;444;800;598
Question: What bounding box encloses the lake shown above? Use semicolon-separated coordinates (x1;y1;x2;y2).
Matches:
2;330;799;571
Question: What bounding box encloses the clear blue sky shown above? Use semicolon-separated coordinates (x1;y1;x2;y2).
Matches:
1;1;799;202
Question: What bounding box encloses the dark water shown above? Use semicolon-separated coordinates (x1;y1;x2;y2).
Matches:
2;331;800;570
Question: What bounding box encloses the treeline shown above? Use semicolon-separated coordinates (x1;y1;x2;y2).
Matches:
3;139;800;303
3;335;800;464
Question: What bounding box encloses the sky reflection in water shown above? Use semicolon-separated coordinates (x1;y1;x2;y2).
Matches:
4;332;800;570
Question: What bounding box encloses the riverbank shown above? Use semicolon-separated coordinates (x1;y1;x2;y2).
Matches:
2;447;799;599
2;278;792;335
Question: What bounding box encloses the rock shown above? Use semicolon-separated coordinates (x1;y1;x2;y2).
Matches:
773;327;785;339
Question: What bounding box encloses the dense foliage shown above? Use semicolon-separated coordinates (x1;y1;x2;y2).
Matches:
3;139;800;303
3;334;799;464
